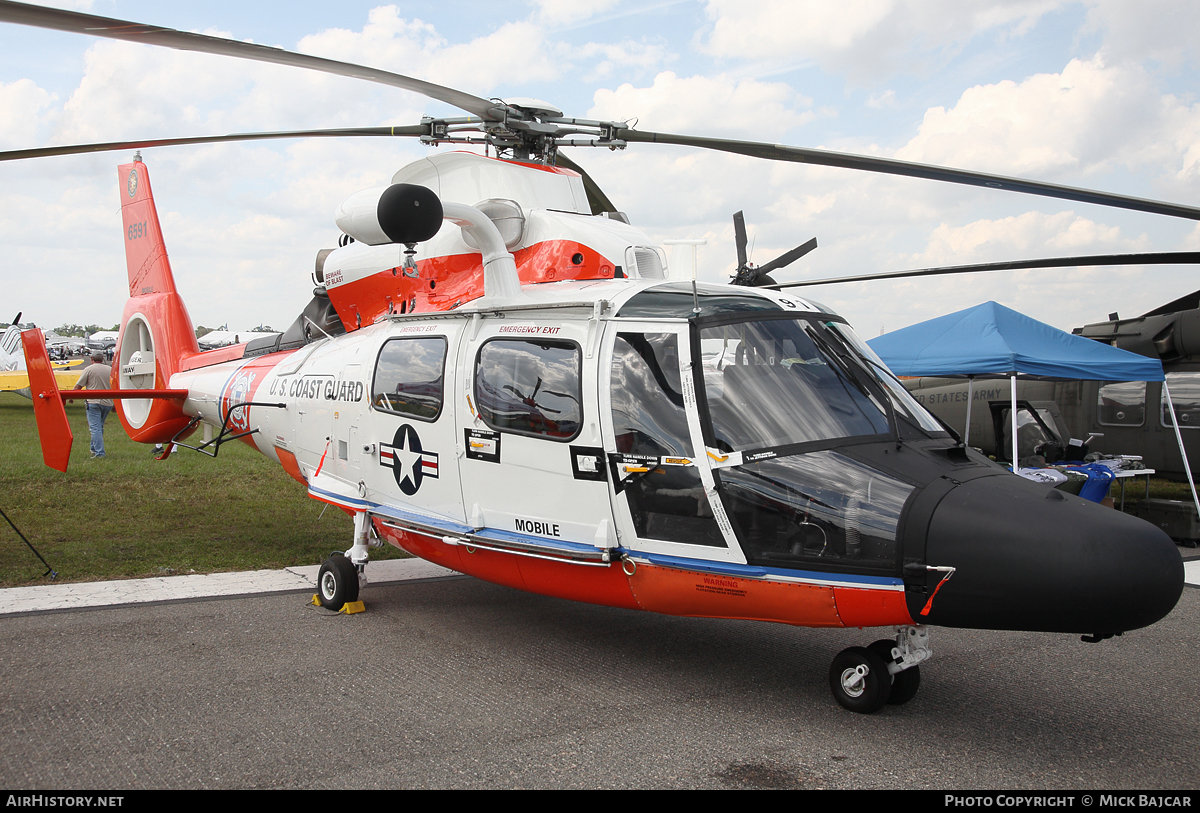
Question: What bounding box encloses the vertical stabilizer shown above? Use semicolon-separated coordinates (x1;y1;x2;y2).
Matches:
115;156;199;443
121;157;185;299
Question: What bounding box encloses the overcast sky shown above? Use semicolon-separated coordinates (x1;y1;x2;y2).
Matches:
1;0;1198;337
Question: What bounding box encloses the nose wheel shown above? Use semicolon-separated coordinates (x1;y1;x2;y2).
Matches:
317;553;360;610
829;626;929;713
830;646;892;713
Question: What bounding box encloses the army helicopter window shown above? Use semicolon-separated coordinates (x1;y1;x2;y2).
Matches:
475;339;582;440
1098;381;1146;426
995;405;1062;462
610;332;724;546
1161;372;1200;430
371;337;448;421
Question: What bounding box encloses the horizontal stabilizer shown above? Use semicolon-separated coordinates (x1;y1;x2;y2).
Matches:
21;329;73;472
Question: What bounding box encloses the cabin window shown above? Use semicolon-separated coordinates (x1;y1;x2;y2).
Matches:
372;336;447;421
475;339;582;440
1098;381;1146;426
610;332;725;547
1161;372;1200;430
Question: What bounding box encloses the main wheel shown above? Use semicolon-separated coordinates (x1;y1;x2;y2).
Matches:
829;646;891;714
317;553;359;610
868;639;921;705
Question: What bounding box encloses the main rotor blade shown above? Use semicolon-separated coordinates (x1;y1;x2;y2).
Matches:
755;237;818;276
0;126;429;162
555;150;619;216
619;129;1200;223
0;1;506;121
767;252;1200;290
733;211;748;268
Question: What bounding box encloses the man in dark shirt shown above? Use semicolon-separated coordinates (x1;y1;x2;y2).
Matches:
73;353;114;458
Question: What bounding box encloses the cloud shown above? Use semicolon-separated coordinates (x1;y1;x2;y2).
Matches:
1083;0;1200;68
570;39;673;81
298;8;560;98
0;79;55;148
532;0;622;27
894;55;1200;191
914;210;1134;265
866;90;896;109
699;0;1064;82
589;71;813;137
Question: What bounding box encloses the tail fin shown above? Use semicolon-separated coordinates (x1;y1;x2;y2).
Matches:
115;156;200;443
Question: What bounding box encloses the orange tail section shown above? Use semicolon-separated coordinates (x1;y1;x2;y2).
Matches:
115;157;200;444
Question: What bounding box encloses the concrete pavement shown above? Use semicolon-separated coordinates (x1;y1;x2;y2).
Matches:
0;557;457;615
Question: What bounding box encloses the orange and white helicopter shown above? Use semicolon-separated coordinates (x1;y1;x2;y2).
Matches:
5;1;1189;714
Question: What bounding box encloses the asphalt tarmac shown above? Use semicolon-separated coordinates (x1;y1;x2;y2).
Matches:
1;559;1197;789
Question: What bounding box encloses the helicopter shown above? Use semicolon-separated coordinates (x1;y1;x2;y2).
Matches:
5;1;1188;715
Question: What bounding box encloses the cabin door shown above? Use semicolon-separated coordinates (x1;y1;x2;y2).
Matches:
366;325;466;523
458;320;614;548
599;323;744;563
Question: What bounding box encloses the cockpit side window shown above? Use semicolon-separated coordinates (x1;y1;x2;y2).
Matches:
475;339;582;440
372;336;448;421
609;331;725;547
610;333;690;456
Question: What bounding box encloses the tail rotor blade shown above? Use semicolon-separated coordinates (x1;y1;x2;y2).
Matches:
756;237;818;276
733;211;749;269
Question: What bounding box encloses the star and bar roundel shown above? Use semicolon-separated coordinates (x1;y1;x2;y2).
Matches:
380;424;439;495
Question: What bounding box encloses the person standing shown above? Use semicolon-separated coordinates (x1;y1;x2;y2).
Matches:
74;353;114;458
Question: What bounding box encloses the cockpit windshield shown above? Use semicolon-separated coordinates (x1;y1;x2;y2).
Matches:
698;315;945;452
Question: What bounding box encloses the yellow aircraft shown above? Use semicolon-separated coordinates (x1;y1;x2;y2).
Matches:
1;317;83;393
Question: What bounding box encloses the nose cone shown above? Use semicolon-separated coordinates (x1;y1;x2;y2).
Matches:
910;474;1184;634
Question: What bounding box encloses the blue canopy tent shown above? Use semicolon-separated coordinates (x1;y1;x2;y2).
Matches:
868;301;1164;381
867;301;1195;509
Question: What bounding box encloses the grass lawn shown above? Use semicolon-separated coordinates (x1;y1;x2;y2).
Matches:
0;396;407;587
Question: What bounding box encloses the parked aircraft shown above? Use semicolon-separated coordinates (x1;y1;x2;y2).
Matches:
1;316;82;393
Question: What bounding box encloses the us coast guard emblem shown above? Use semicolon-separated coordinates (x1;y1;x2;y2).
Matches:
222;368;257;432
380;424;439;495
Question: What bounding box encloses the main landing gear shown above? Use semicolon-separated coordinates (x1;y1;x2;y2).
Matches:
829;626;930;714
318;553;359;609
316;511;374;611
